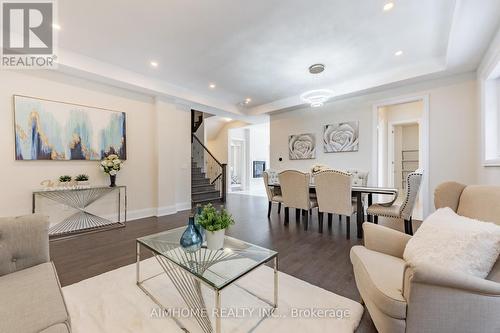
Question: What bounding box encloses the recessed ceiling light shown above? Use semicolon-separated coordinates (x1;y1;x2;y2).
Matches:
383;2;394;11
150;61;158;67
209;83;216;89
52;23;61;30
394;50;403;56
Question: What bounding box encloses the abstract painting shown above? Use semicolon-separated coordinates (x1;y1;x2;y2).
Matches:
324;121;359;153
14;95;126;160
289;133;316;160
252;161;266;178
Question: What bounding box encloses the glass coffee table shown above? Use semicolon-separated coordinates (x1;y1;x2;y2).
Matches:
136;227;279;333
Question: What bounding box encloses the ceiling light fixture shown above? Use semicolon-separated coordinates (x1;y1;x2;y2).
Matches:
244;98;252;104
394;50;403;56
383;2;394;11
150;61;158;67
209;83;216;89
300;89;334;108
222;117;232;122
52;23;61;30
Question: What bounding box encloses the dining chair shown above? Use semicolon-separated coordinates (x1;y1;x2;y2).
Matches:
366;171;423;235
278;170;317;230
263;171;282;217
314;170;356;238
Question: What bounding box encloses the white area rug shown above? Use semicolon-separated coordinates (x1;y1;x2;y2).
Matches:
62;258;363;333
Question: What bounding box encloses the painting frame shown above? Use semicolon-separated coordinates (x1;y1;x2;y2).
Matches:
323;121;359;153
289;133;316;160
13;94;127;161
252;161;266;178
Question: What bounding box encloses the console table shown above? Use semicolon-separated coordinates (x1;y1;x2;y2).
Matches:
32;186;127;239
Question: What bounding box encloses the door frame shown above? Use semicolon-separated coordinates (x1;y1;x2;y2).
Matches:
229;138;246;191
372;94;430;218
388;119;421;189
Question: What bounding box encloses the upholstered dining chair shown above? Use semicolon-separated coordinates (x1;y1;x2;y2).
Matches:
367;171;423;235
278;170;317;230
263;171;282;217
315;170;356;238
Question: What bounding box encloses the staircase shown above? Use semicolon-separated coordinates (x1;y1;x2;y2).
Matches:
191;110;227;206
191;159;222;204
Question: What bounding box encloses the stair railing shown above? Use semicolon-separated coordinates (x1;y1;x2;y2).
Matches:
192;134;227;202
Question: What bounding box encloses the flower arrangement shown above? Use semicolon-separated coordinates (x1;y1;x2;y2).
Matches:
196;204;235;232
311;164;332;175
100;154;123;176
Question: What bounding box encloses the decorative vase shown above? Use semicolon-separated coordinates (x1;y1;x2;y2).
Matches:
109;174;116;187
206;229;225;250
194;205;205;242
180;216;202;252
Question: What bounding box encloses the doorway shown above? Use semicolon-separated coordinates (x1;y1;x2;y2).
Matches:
373;97;428;220
229;139;245;191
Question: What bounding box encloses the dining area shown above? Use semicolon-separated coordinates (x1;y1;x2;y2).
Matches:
263;166;423;239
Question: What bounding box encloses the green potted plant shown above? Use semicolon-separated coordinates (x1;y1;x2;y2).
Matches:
75;174;89;186
58;175;72;186
196;204;235;250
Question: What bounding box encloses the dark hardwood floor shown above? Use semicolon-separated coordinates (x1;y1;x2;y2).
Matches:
50;193;421;333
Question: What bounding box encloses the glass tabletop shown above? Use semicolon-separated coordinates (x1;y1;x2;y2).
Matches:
137;227;278;290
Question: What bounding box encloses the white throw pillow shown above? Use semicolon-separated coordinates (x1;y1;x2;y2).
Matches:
403;207;500;278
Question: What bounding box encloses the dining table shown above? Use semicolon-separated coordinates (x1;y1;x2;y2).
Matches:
267;182;398;238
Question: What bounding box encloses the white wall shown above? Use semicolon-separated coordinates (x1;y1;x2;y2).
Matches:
270;73;478;215
0;70;191;220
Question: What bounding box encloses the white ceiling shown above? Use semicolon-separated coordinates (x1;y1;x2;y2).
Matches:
56;0;500;116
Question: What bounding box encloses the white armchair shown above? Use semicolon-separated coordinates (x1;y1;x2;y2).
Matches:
350;182;500;333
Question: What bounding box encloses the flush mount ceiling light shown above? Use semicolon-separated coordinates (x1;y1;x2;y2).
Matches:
394;50;403;56
308;63;325;74
209;83;216;89
383;2;394;11
150;61;158;67
300;89;334;108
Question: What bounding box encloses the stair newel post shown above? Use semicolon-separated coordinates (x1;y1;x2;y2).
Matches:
221;163;227;202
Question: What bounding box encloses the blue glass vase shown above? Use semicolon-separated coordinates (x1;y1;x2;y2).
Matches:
194;205;206;242
180;216;202;252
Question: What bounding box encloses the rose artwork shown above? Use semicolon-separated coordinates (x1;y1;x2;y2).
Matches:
324;121;359;153
289;133;316;160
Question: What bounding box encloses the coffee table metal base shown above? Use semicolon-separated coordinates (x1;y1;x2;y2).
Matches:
136;242;278;333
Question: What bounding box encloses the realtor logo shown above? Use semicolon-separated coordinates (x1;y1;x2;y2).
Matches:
1;0;57;68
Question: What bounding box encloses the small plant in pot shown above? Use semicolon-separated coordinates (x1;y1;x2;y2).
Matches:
197;204;235;250
59;175;72;186
75;174;90;186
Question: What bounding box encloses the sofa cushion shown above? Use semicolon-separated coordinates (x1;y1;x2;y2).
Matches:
39;323;71;333
457;185;500;225
350;245;407;319
0;262;70;333
0;214;50;276
404;207;500;279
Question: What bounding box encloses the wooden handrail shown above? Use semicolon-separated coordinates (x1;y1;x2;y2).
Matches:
211;173;222;185
192;134;223;167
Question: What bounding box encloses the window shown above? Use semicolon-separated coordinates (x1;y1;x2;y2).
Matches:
482;56;500;165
